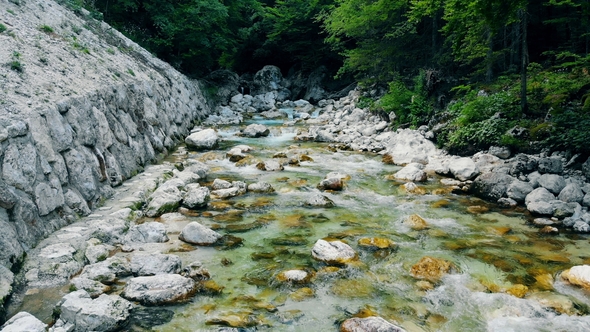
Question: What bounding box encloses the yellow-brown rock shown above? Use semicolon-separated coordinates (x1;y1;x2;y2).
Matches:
358;237;397;251
561;265;590;291
467;205;489;214
506;284;528;298
290;287;315;301
405;214;429;230
410;256;452;282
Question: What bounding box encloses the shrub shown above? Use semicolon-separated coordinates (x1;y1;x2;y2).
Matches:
377;70;432;128
39;25;53;33
0;23;6;33
9;60;23;72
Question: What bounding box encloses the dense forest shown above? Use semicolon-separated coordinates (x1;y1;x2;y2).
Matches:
70;0;590;156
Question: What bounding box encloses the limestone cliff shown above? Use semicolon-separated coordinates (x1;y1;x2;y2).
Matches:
0;0;210;284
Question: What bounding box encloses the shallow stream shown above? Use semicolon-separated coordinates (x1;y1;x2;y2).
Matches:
12;119;590;331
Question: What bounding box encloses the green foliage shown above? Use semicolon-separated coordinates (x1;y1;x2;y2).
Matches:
127;68;135;76
39;25;54;33
376;71;432;128
542;109;590;154
0;23;6;33
445;118;511;152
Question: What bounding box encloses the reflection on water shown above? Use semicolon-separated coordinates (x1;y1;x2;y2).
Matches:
15;120;590;331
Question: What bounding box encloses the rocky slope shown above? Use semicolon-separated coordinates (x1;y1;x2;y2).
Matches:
0;0;210;312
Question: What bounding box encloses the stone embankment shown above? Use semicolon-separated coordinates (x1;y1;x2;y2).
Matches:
0;0;210;317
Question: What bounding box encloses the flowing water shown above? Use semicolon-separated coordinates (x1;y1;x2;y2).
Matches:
12;119;590;331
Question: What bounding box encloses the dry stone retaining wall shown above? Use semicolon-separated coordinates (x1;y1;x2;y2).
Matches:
0;0;210;277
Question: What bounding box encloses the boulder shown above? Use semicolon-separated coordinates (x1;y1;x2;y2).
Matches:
182;184;210;209
84;240;114;264
256;160;284;171
204;69;240;105
125;222;169;243
448;157;479;181
317;177;344;191
311;239;357;265
121;274;197;305
180;261;211;281
53;291;132;332
212;179;233;190
394;163;427;182
538;174;566;195
185;129;219;150
242;124;270;138
509;154;537;176
538;157;563;174
251;65;284;96
525;187;557;215
340;316;406;332
583;156;590;181
488;146;511;159
1;312;46;332
573;220;590;233
471;173;514;201
145;188;182;217
70;277;111;298
305;194;335;208
558;183;584;203
179;222;222;245
277;269;312;284
561;265;590;291
130;253;182;276
78;256;131;284
247;182;275;193
226;148;247;162
506;180;534;203
527;171;542;188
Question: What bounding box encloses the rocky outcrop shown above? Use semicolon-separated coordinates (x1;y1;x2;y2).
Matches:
0;0;211;282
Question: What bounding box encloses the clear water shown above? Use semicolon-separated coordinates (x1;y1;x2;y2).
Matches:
14;120;590;331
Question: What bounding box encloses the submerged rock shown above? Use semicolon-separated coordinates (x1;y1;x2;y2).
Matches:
256;160;284;171
122;274;197;305
404;214;429;230
276;269;313;284
357;237;397;250
311;239;357;265
410;256;452;282
340;316;406;332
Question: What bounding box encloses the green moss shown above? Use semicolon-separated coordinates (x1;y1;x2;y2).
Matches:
9;60;23;72
0;23;6;33
39;25;54;33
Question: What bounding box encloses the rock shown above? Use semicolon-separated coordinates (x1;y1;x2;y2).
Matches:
247;182;275;193
583;157;590;181
506;180;534;203
180;261;211;281
471;173;514;201
70;277;111;298
561;265;590;290
277;269;312;284
402;182;426;195
242;124;270;138
182;184;210;209
340;316;406;332
488;146;511;159
538;157;563;174
179;222;222;245
227;148;247;162
537;174;566;195
539;226;559;234
256;160;284;171
212;179;233;190
558;183;584;203
510;154;538;176
211;187;243;199
311;239;357;265
53;291;132;332
130;253;182;276
185;129;219;150
85;240;114;264
410;256;452;282
145;188;182;217
317;177;344;191
583;193;590;207
383;129;440;165
448;157;479;181
497;197;518;207
526;292;578;315
528;171;542;188
573;220;590;232
525;188;557;215
252;65;284;96
1;312;46;332
125;222;169;243
204;69;240;105
78;256;131;284
404;214;429;230
121;274;197;305
357;237;397;250
394;163;427;182
305;194;335;208
125;307;175;331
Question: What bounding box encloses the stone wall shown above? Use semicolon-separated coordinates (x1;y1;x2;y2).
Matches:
0;0;210;275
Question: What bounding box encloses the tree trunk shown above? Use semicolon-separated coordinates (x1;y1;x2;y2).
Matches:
520;8;528;114
486;27;493;82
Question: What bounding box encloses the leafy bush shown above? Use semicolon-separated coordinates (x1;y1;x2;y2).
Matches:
542;109;590;154
444;118;510;153
0;23;6;33
9;60;23;72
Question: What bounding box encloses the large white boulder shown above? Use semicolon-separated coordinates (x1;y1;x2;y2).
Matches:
185;128;219;150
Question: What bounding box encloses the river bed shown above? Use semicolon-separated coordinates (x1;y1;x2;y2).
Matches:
10;119;590;331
